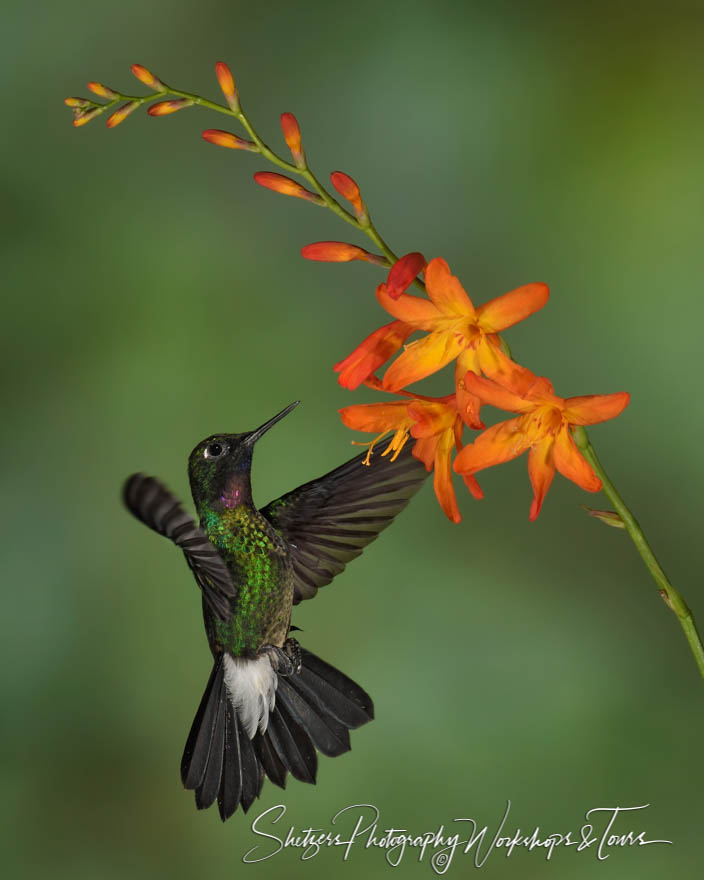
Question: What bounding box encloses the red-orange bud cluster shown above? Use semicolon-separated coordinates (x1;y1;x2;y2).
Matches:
148;98;193;116
301;241;385;264
131;64;165;91
106;101;140;129
330;171;364;217
202;129;256;151
215;61;239;111
254;172;324;205
386;252;427;299
280;113;304;167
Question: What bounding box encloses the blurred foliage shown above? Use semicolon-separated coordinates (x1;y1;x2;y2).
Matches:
2;0;703;877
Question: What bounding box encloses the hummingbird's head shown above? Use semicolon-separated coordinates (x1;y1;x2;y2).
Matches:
188;401;299;511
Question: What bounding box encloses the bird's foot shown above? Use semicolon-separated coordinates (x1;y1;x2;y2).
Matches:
259;638;302;676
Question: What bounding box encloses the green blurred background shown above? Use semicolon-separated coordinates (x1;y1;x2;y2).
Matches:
3;0;704;876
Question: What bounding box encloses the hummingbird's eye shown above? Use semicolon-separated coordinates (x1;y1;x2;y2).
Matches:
204;442;226;460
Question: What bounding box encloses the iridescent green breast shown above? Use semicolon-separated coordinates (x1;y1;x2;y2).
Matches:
201;505;293;656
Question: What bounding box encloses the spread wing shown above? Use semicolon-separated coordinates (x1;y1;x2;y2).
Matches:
123;473;236;619
260;444;428;604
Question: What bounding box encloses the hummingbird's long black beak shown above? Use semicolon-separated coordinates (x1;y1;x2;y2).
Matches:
246;401;300;446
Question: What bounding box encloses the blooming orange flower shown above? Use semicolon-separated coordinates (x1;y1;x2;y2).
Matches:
453;368;630;521
376;258;549;428
340;392;482;523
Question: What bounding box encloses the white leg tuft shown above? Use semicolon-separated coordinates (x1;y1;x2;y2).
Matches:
222;654;278;739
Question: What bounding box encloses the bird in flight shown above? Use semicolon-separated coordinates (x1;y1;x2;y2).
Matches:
123;401;427;820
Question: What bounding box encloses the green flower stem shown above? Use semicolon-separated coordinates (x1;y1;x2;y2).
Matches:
98;80;426;291
574;426;704;681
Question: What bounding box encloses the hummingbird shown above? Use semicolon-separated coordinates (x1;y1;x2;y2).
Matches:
123;401;427;820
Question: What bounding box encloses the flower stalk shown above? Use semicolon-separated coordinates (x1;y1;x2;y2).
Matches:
573;426;704;680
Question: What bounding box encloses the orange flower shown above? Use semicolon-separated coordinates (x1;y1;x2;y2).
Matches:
340;393;482;523
377;258;549;428
453;368;630;521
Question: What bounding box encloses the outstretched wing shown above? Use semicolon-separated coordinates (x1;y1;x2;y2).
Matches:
260;444;428;604
123;474;236;619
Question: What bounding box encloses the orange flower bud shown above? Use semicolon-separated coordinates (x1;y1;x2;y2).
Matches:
147;98;193;116
301;241;381;263
330;171;364;216
386;252;426;299
87;82;118;99
64;97;92;109
106;100;140;129
253;172;324;205
72;107;101;127
280;113;304;167
131;64;165;91
202;129;256;151
215;61;239;111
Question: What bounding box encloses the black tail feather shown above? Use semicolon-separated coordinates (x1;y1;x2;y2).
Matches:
266;701;318;784
180;657;225;790
253;733;288;790
217;703;242;820
182;648;374;820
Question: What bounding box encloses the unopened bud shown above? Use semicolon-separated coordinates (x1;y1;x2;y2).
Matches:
280;113;304;168
215;61;239;112
87;82;118;99
386;252;426;298
202;129;256;151
581;506;625;528
106;101;140;129
330;170;365;218
147;98;193;116
301;241;386;265
253;172;324;205
131;64;165;91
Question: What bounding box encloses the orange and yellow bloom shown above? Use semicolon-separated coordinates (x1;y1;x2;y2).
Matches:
453;368;630;520
340;392;482;523
376;258;549;427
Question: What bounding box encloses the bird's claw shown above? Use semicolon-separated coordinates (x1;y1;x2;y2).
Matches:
259;638;302;676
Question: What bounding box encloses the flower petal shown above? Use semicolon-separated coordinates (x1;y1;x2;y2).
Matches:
527;435;556;521
407;399;457;438
433;429;462;523
563;392;630;426
382;331;464;391
463;371;536;414
334;321;413;390
455;349;484;429
376;283;443;328
553;426;601;492
476;282;549;332
424;258;475;316
412;435;437;471
462;474;484;499
339;400;411;433
453;418;530;474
